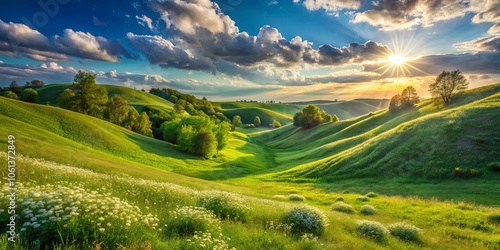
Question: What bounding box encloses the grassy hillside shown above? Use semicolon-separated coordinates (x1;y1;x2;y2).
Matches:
1;85;500;249
37;84;174;112
252;84;500;183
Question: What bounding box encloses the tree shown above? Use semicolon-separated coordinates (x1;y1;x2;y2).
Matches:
73;71;108;117
332;114;340;122
30;80;45;88
293;112;303;126
401;86;419;107
300;104;323;128
177;125;197;154
121;106;140;130
231;115;242;131
20;88;38;103
9;81;21;94
321;111;333;122
3;91;18;99
108;95;129;125
215;121;231;150
133;112;153;137
271;120;282;128
57;88;77;111
254;116;261;127
193;129;217;158
388;94;402;111
429;70;469;104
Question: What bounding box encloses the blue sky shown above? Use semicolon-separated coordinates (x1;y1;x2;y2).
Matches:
0;0;499;101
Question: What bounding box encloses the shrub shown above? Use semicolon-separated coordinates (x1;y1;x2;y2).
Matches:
283;205;329;236
388;222;422;243
2;90;18;99
488;162;500;172
360;205;376;215
289;194;306;202
356;195;370;202
197;191;249;222
335;197;344;202
166;206;220;237
20;88;39;103
365;192;378;198
356;220;389;243
454;168;481;178
245;123;255;128
331;202;355;214
487;214;500;225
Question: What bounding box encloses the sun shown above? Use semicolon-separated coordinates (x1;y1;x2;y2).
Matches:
388;53;406;66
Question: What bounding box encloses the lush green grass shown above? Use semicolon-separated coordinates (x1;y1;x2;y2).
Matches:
222;107;294;126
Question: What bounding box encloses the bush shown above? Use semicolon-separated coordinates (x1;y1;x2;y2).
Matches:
487;214;500;225
365;192;378;198
166;206;220;237
197;191;249;222
331;201;354;214
488;162;500;172
388;222;422;243
360;205;377;215
288;194;306;201
2;90;18;99
356;195;370;202
356;220;389;243
245;123;255;128
20;88;39;103
283;205;329;236
335;197;344;202
454;167;481;178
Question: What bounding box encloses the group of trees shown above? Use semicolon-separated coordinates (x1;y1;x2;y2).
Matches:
57;71;152;137
2;80;42;103
389;86;420;111
293;105;339;128
160;116;231;158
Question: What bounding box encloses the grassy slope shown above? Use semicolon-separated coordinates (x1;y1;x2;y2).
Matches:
37;83;174;112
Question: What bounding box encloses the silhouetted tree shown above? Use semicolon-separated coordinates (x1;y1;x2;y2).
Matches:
30;80;45;88
429;70;468;104
389;86;420;112
9;81;21;94
389;94;402;111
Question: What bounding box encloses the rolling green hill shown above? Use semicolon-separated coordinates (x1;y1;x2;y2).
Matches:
37;84;174;112
252;84;500;181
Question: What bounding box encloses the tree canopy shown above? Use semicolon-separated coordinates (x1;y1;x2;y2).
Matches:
72;71;108;117
20;88;39;103
389;86;420;111
429;70;469;104
293;104;337;128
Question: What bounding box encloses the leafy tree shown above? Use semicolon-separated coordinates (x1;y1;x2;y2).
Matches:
30;80;45;88
429;70;469;104
161;118;182;143
215;121;231;150
388;94;402;111
293;112;303;126
108;95;129;125
57;88;77;111
301;104;323;128
321;111;333;122
121;106;140;130
389;86;420;112
9;81;21;94
332;114;340;122
73;71;108;117
177;125;197;153
272;120;282;128
133;112;153;137
3;90;18;99
20;88;38;103
401;86;419;106
193;129;217;158
254;116;261;127
231;115;242;131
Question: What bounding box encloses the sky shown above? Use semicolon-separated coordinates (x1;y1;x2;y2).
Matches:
0;0;499;101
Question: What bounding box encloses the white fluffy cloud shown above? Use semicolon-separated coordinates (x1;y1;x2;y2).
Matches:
136;15;155;31
293;0;362;13
0;19;133;62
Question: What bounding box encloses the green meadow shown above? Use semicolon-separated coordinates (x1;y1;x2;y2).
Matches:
1;83;499;249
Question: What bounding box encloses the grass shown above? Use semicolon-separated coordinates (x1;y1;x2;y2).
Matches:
0;83;499;249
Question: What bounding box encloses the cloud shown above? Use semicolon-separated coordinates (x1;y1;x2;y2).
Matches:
268;0;278;5
454;35;500;52
0;62;77;82
351;0;474;31
471;0;500;23
363;52;500;77
293;0;362;13
136;15;155;31
488;23;500;35
0;19;133;62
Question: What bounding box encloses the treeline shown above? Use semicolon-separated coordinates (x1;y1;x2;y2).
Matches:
1;80;45;103
56;71;153;137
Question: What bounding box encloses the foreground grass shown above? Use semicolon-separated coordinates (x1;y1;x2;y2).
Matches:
1;154;499;249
